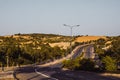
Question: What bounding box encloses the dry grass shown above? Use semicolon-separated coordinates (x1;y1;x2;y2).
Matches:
4;35;31;40
49;42;70;49
0;78;14;80
100;73;120;78
75;36;106;42
13;35;31;39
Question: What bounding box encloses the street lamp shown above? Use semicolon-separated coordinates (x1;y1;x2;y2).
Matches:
63;24;80;55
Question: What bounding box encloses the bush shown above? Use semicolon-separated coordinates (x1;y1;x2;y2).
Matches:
102;56;117;72
62;58;96;71
62;59;80;70
79;59;95;71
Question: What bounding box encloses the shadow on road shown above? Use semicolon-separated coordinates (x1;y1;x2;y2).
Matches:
15;66;39;80
27;74;39;80
38;67;120;80
15;66;120;80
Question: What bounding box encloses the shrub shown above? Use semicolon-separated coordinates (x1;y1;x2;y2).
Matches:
102;56;117;72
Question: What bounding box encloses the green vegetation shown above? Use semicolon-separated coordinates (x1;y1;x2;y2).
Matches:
78;59;95;71
14;33;72;43
0;33;119;73
62;56;95;71
94;36;120;72
0;33;72;69
63;57;80;70
102;56;117;72
63;59;78;70
63;36;120;73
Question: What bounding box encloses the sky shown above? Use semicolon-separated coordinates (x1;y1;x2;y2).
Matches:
0;0;120;36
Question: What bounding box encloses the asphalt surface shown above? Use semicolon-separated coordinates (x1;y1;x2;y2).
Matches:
15;66;47;80
16;66;120;80
71;46;84;59
15;45;120;80
84;45;94;59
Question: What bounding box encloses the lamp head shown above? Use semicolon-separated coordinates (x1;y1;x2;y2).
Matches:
76;25;80;27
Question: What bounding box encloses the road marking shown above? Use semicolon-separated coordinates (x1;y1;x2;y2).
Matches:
35;69;58;80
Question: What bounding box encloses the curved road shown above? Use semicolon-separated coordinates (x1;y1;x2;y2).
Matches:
84;45;95;59
15;66;120;80
15;45;120;80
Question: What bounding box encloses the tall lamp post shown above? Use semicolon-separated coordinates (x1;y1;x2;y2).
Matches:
63;24;80;55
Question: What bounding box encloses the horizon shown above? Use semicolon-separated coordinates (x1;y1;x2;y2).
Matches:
0;0;120;36
0;32;119;37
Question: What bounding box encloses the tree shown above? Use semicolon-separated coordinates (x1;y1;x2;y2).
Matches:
79;59;95;71
96;38;106;45
62;59;80;70
112;38;120;54
6;48;12;67
104;37;120;64
102;56;117;72
0;47;6;71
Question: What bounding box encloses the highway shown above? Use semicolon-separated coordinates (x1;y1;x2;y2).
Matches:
15;44;85;80
83;45;95;59
71;46;84;59
15;66;120;80
15;45;120;80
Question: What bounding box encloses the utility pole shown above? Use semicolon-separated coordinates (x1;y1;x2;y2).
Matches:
63;24;80;55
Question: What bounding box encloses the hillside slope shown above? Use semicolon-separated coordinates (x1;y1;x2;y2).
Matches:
75;36;106;42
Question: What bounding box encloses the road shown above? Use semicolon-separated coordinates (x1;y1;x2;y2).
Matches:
15;45;120;80
15;66;120;80
15;44;85;80
71;46;84;59
83;45;95;59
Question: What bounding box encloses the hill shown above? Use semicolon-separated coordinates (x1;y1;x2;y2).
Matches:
0;34;107;49
75;36;106;42
0;33;72;49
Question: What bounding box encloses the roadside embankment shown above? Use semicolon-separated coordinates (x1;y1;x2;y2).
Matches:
0;66;18;80
39;44;89;67
100;73;120;79
0;71;14;80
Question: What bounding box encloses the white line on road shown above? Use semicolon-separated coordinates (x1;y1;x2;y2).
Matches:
35;69;58;80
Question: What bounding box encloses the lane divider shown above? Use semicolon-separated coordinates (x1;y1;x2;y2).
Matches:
35;69;58;80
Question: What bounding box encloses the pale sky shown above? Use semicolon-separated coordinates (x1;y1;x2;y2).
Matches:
0;0;120;36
